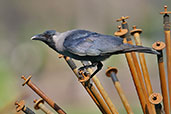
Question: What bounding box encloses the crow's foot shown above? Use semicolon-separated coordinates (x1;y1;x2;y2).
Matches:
78;70;90;83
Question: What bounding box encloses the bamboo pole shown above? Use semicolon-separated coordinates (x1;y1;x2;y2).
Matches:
116;17;156;114
125;50;148;114
160;5;171;111
106;67;134;114
115;22;154;113
114;26;147;113
62;56;112;114
152;41;170;114
126;35;156;114
130;25;153;96
82;61;119;114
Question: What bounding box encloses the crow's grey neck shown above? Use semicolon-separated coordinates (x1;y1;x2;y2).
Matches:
52;30;74;53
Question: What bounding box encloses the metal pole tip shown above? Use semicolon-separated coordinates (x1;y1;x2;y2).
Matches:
106;67;118;77
152;41;166;50
149;93;163;104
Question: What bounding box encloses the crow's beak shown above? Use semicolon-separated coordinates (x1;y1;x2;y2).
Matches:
31;34;45;41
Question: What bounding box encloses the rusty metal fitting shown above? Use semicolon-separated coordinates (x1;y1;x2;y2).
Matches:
21;75;32;86
33;99;44;110
34;99;54;114
152;41;166;51
114;25;128;37
105;67;118;77
58;54;64;58
149;93;163;105
15;100;25;112
116;16;130;22
160;5;171;14
64;56;70;61
78;70;90;83
15;100;35;114
130;25;142;35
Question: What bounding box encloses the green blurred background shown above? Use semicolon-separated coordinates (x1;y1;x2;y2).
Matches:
0;0;170;114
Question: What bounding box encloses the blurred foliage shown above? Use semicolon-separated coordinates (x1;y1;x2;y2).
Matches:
0;58;17;107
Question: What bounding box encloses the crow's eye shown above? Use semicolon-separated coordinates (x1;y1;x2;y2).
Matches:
44;34;50;38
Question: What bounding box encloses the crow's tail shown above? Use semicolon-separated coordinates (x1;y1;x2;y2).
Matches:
121;44;159;55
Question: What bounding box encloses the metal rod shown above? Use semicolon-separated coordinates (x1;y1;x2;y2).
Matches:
152;41;170;114
115;24;154;114
82;61;119;114
63;56;112;114
21;75;67;114
15;100;35;114
130;25;153;96
149;93;163;114
34;99;54;114
106;67;134;114
160;5;171;111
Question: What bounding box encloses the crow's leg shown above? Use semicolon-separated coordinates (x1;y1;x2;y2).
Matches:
89;61;103;79
78;63;98;71
78;61;103;83
85;61;103;85
78;62;97;83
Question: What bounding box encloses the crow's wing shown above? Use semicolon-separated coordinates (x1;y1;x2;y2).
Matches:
63;30;124;56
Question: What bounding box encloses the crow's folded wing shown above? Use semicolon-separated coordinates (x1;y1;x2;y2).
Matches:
63;30;124;56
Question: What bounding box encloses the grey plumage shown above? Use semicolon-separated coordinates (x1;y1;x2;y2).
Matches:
31;29;159;80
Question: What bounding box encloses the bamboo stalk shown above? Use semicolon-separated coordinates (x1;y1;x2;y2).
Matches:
124;49;148;114
130;25;156;113
115;23;155;114
126;35;156;114
118;18;155;114
152;41;170;114
130;25;153;96
160;5;171;111
106;67;134;114
115;26;147;113
91;71;119;114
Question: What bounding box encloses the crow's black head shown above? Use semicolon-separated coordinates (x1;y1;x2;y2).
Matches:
31;30;59;50
31;30;56;42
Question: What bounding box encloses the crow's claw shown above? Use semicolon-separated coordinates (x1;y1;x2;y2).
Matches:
78;66;86;71
78;70;90;83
